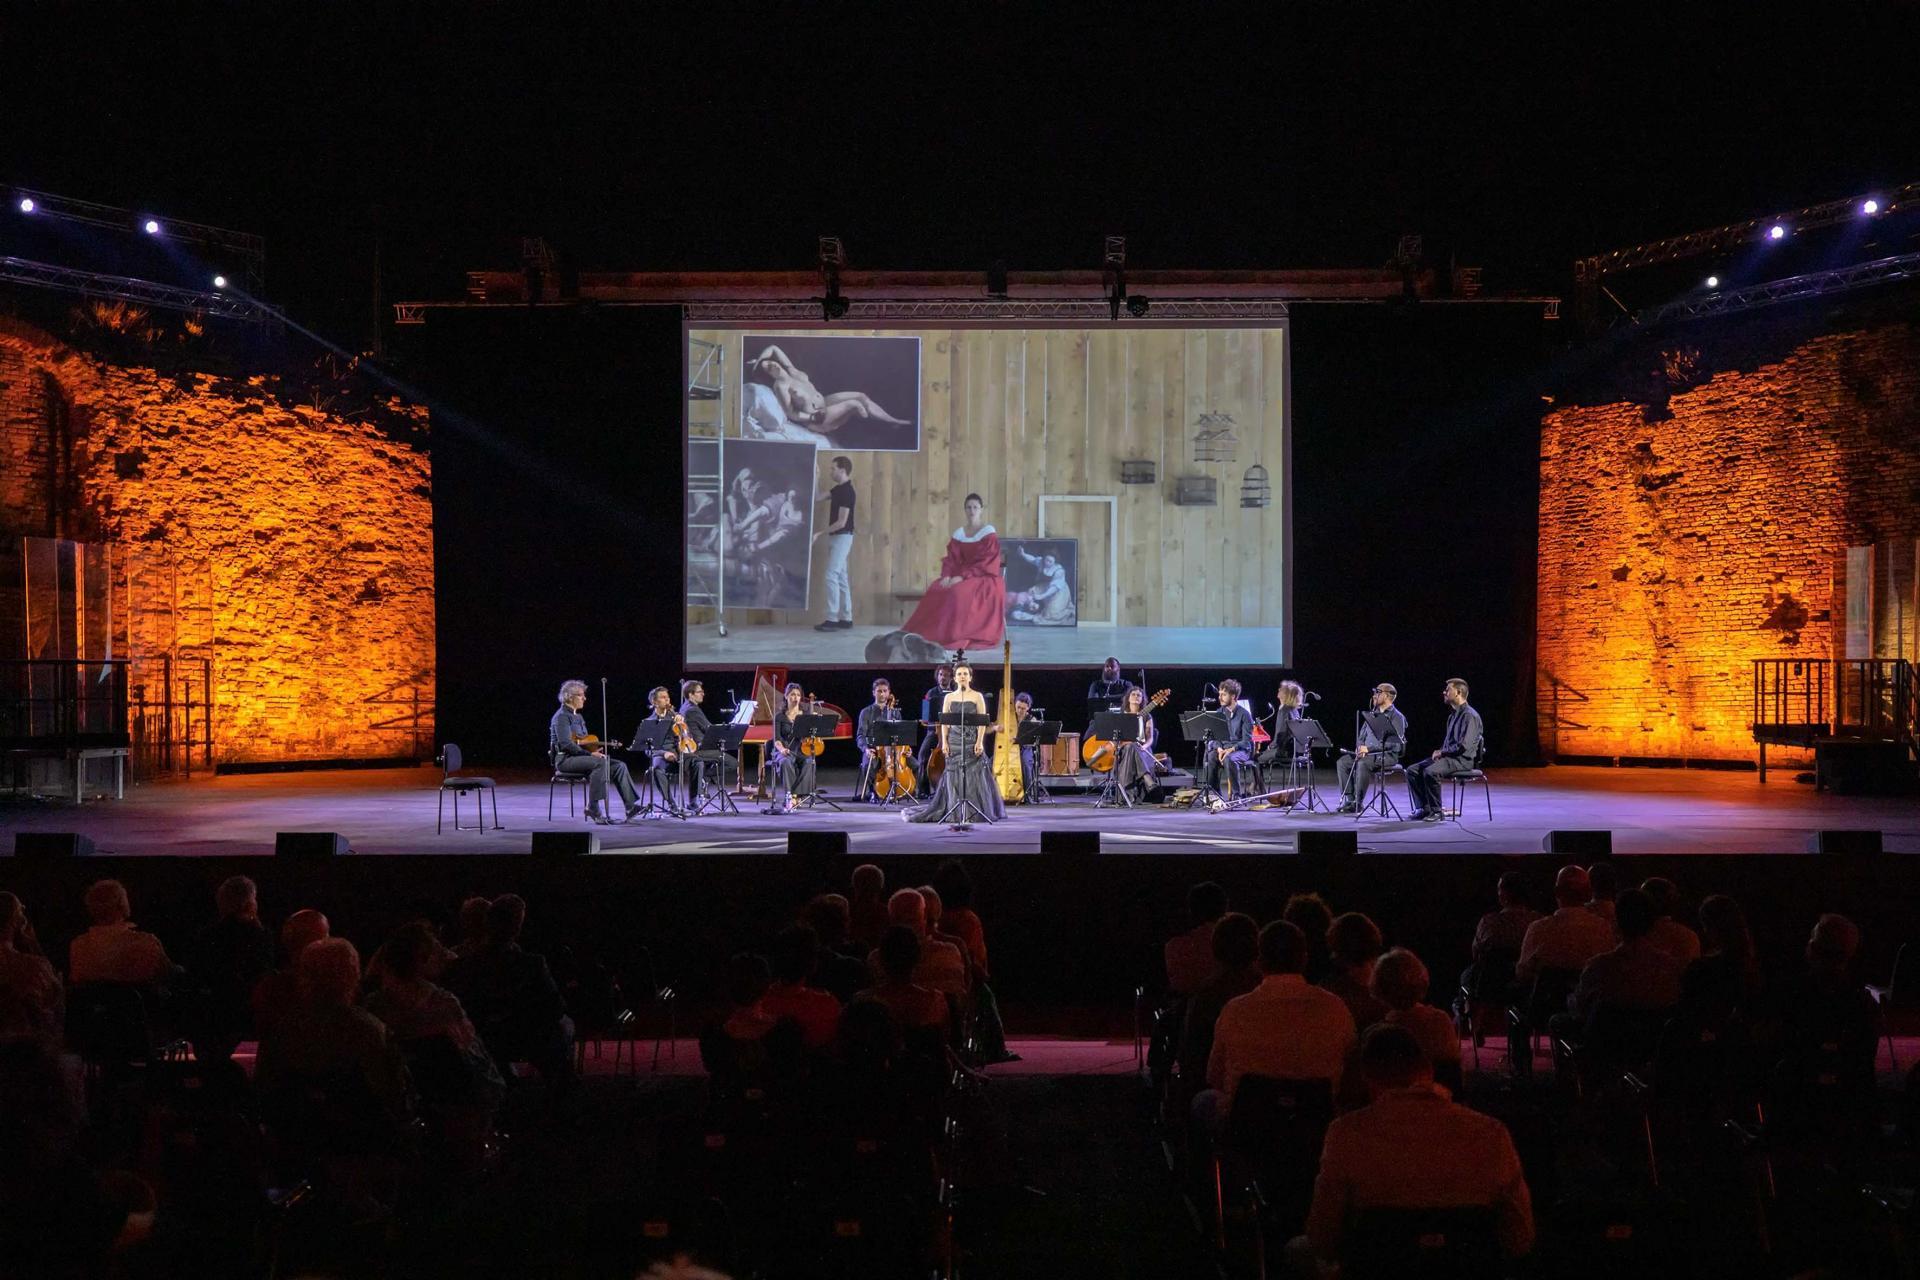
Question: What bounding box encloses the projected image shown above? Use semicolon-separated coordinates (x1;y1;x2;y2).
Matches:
685;324;1290;667
740;335;920;451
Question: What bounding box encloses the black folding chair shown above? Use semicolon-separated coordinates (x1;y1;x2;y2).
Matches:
436;743;500;833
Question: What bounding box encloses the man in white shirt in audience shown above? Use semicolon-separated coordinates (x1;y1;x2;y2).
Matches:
1515;865;1616;982
69;880;177;986
868;888;968;996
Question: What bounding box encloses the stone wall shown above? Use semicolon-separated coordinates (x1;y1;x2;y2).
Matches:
0;316;434;764
1537;311;1920;763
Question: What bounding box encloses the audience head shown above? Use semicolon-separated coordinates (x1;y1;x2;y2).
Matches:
725;952;772;1010
877;925;921;983
297;938;361;1006
280;909;330;962
804;893;852;949
1210;912;1260;971
1496;872;1528;908
1587;861;1620;903
851;863;885;902
772;924;819;985
1282;892;1333;942
1615;888;1656;940
381;921;441;983
1187;881;1230;925
1328;912;1384;971
1370;947;1432;1012
0;892;25;947
83;879;133;926
887;888;928;936
1698;894;1753;962
486;894;528;947
457;895;490;942
917;885;944;929
215;875;259;921
1359;1023;1433;1094
1553;864;1592;908
1807;913;1861;976
1257;919;1309;976
932;859;974;912
1640;877;1681;919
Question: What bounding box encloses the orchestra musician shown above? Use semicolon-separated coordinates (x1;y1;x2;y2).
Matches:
767;682;819;813
855;677;900;802
916;663;954;773
677;679;724;808
1087;657;1129;704
1011;692;1037;799
638;685;690;818
1405;678;1483;821
1197;678;1255;807
1337;682;1407;813
549;679;642;824
1111;684;1162;803
1259;680;1309;782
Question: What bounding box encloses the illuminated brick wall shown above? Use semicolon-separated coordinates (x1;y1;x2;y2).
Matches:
1537;315;1920;763
0;317;434;764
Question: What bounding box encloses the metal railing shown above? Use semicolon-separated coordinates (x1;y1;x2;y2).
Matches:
1751;658;1915;743
0;659;131;748
128;656;215;778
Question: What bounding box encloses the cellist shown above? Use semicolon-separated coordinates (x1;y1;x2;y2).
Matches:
855;677;901;802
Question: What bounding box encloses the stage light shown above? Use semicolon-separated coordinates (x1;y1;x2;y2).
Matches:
143;219;161;235
1125;294;1150;317
17;197;33;214
1862;198;1880;215
1705;275;1719;288
212;274;227;289
1768;224;1787;240
822;291;849;320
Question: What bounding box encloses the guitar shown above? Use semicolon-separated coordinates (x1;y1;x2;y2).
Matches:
1082;688;1171;773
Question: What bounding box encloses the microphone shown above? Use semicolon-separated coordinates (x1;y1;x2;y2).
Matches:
1306;690;1322;702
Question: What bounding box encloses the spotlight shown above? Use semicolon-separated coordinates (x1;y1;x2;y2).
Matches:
822;291;849;321
212;274;227;289
17;197;33;214
1125;294;1150;318
1705;275;1719;289
1862;198;1880;215
143;219;161;234
1767;224;1786;240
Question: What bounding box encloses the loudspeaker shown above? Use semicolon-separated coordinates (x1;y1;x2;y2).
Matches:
1040;830;1099;856
12;832;96;859
1543;830;1612;856
1811;829;1883;855
788;831;850;857
1297;830;1358;860
530;831;599;858
274;831;350;858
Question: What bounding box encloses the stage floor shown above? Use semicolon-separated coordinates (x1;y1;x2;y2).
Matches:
5;763;1917;858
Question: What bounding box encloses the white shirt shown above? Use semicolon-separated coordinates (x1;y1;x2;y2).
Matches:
1206;973;1358;1110
1516;906;1616;980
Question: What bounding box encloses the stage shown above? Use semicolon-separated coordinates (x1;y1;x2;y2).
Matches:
6;762;1917;858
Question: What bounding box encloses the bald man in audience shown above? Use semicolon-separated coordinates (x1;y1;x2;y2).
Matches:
1515;865;1616;981
68;880;177;986
251;909;330;1036
867;888;968;996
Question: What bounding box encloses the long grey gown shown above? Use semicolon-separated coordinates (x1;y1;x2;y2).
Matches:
906;718;1007;824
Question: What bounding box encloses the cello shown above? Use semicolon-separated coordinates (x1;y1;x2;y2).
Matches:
870;692;918;799
1082;688;1171;772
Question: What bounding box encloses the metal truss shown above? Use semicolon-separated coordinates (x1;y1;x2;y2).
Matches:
11;187;268;289
1576;181;1920;281
0;255;275;323
1634;250;1920;326
683;297;1294;323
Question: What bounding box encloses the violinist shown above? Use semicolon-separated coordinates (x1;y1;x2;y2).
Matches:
677;680;724;808
856;678;901;802
768;682;818;813
638;685;690;818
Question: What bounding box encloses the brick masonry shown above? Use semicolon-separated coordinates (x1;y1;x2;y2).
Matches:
1537;312;1920;763
0;317;433;764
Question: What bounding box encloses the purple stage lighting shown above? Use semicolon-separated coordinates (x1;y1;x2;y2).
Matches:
143;219;161;234
1862;199;1880;215
17;197;33;214
1768;224;1787;240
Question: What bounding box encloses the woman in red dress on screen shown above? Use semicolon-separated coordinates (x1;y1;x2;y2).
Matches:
903;493;1006;652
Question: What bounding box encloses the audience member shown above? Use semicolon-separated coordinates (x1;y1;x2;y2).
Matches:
1639;877;1702;966
189;875;274;1060
444;894;576;1093
1197;920;1357;1131
1472;873;1540;960
1516;865;1616;981
68;880;177;987
0;893;62;1043
1297;1025;1534;1271
1681;894;1762;1030
763;924;842;1049
917;885;970;975
1282;892;1335;984
1585;861;1619;924
255;938;411;1127
1779;914;1878;1090
1165;881;1229;996
701;952;794;1088
856;926;948;1035
869;889;967;995
1568;888;1686;1020
1319;912;1389;1031
932;859;989;978
451;895;492;959
362;922;503;1138
1371;947;1460;1070
849;864;890;950
251;908;330;1037
1175;912;1262;1094
802;894;870;1004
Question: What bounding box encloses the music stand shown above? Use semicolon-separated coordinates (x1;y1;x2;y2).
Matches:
934;705;999;830
1090;710;1145;809
691;722;747;816
628;720;684;820
1085;696;1121;734
1180;709;1230;806
866;719;919;806
1016;718;1059;803
789;714;843;812
1286;718;1336;813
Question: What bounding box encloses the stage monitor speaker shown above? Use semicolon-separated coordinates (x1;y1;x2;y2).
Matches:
1543;830;1612;856
13;832;96;859
275;831;350;858
1041;830;1099;856
1811;829;1883;855
789;831;850;857
1297;830;1358;861
531;831;599;858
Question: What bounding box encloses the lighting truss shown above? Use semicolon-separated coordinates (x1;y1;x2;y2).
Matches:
683;297;1293;323
1575;181;1920;281
1634;250;1920;326
12;187;268;289
0;255;274;323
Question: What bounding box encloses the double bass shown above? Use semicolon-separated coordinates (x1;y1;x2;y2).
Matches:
1082;688;1171;772
870;691;917;799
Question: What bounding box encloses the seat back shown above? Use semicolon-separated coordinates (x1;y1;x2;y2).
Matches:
65;982;160;1065
1344;1205;1501;1280
1522;966;1581;1024
1581;1003;1673;1073
1466;946;1521;1005
440;743;463;778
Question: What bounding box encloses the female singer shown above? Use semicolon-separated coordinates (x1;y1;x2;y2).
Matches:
906;660;1006;825
901;493;1006;652
1112;684;1161;802
768;682;818;814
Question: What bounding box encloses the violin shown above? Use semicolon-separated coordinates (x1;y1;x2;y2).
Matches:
671;713;696;754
